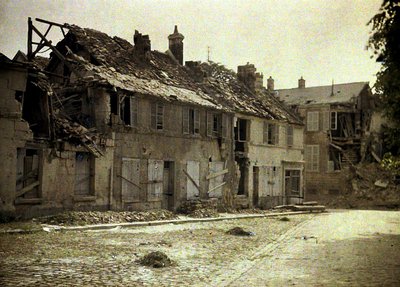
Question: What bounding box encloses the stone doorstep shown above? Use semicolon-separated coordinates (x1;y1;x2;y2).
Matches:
0;210;324;234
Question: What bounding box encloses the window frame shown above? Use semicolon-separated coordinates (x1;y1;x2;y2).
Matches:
263;122;279;145
305;145;319;172
151;102;164;131
307;111;319;131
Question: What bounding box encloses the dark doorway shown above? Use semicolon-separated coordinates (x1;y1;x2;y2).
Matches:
162;161;175;210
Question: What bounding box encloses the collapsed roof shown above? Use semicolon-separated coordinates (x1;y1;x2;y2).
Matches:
276;82;370;106
46;24;302;125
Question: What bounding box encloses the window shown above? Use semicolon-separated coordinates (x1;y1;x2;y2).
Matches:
307;111;319;131
263;122;279;145
111;94;138;126
287;125;294;146
285;170;300;195
323;111;337;131
148;159;163;201
183;107;200;135
151;102;164;130
235;118;248;142
305;145;319;171
16;149;40;199
207;112;221;137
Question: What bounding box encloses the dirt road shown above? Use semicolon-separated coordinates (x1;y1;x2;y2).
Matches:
223;210;400;287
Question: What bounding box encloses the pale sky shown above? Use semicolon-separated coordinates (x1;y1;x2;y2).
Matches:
0;0;382;89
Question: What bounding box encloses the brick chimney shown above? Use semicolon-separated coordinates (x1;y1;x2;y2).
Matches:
298;76;305;88
133;30;151;56
238;63;264;92
267;76;274;91
168;25;184;65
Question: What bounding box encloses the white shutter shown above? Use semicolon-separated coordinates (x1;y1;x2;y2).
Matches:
147;159;163;200
121;158;140;202
275;124;279;145
322;111;330;131
130;97;138;127
186;161;200;199
150;103;157;130
263;122;268;143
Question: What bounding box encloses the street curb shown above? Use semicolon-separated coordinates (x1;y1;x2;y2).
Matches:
45;210;323;232
0;210;325;234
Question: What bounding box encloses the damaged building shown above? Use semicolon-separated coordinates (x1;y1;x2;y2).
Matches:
0;18;304;218
276;78;377;203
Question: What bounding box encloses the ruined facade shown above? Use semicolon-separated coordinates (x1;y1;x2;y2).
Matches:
0;18;304;218
277;79;376;203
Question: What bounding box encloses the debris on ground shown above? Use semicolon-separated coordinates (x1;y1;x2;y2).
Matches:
177;200;219;218
226;227;255;236
37;210;177;226
279;217;290;221
139;251;174;268
329;162;400;209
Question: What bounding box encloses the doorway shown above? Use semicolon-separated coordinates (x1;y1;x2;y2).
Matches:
162;161;175;210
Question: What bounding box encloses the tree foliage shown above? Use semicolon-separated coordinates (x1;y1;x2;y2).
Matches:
368;0;400;154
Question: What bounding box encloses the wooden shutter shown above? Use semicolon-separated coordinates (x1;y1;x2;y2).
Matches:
263;122;268;143
322;111;330;131
305;145;312;171
182;107;189;134
121;158;140;202
186;161;200;199
148;159;163;200
206;112;213;137
312;145;319;171
130;97;138;127
156;103;164;130
194;109;200;134
330;112;337;130
274;124;279;145
287;125;294;146
150;103;157;130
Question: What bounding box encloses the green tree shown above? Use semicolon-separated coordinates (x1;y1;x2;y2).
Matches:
368;0;400;154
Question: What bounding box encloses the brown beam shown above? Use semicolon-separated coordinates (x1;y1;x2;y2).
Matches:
35;18;67;28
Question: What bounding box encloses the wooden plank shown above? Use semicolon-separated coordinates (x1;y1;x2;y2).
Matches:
183;169;200;191
16;181;40;198
207;182;226;194
371;150;381;163
206;169;228;180
118;174;142;190
35;18;68;28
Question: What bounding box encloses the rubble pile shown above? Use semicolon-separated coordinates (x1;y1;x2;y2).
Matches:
177;200;219;218
139;251;174;268
38;210;177;226
331;162;400;209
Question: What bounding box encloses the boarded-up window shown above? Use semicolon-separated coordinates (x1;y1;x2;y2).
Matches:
186;161;200;199
147;159;163;201
307;111;319;131
208;161;226;198
151;102;164;130
263;122;279;145
305;145;319;171
287;125;294;146
121;158;140;202
183;107;200;135
74;152;92;196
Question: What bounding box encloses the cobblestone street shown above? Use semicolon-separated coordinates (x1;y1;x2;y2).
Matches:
1;210;399;286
